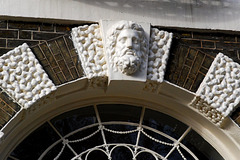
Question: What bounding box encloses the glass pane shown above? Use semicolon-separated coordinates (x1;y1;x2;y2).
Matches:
42;143;75;160
143;108;188;139
50;106;97;136
111;146;133;160
10;122;60;160
86;150;109;160
167;148;194;160
136;152;156;160
97;104;142;123
104;124;138;144
67;126;103;155
138;129;173;157
182;130;224;160
174;146;195;160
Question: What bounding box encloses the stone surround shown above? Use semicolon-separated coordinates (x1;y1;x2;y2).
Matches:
1;19;240;127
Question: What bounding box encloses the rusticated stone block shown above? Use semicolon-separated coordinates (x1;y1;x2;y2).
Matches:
191;53;240;126
72;24;106;79
148;28;172;82
197;53;240;116
190;96;224;125
0;43;56;108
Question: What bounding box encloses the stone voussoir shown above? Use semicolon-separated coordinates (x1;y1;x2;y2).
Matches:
0;43;56;109
191;53;240;126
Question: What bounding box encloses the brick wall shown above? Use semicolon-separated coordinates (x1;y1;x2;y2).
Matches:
0;20;81;55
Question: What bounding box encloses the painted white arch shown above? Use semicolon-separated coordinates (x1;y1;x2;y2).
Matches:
0;78;240;159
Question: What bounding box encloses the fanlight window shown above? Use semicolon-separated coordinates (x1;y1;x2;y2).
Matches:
8;104;223;160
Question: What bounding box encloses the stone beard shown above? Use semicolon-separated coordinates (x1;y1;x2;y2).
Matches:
107;21;147;75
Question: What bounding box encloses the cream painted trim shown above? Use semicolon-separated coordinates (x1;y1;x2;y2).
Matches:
0;78;240;159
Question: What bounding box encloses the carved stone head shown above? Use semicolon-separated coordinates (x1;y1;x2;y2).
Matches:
107;21;148;75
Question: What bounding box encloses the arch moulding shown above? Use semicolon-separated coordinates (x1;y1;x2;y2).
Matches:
0;78;240;160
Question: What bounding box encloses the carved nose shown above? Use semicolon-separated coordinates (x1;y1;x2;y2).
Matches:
126;39;132;49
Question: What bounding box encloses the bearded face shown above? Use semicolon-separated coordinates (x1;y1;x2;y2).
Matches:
114;29;143;75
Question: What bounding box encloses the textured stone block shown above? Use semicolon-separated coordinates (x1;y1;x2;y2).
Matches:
191;53;240;125
147;28;172;83
72;24;107;79
0;43;56;108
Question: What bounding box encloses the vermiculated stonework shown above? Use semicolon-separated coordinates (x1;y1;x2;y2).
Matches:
72;21;172;84
71;24;107;79
148;28;172;83
0;43;56;108
191;53;240;125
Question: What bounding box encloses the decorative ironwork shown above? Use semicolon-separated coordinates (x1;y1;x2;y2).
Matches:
38;105;198;160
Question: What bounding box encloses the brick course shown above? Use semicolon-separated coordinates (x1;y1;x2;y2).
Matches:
0;20;81;56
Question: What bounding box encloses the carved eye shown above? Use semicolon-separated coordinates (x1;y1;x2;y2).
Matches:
119;37;127;43
132;37;138;44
